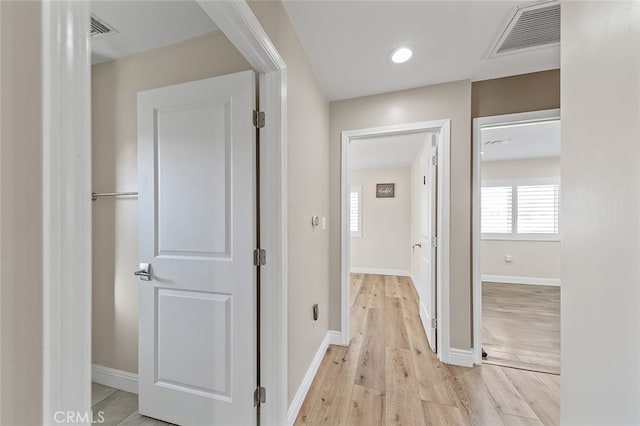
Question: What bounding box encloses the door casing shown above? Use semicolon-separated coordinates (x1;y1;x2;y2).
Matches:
40;2;288;425
340;120;453;364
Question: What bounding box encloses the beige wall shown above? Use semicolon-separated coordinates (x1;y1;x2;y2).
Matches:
472;69;560;119
330;80;472;349
351;168;411;272
0;1;43;424
481;157;561;279
248;1;331;404
92;31;252;374
561;2;640;424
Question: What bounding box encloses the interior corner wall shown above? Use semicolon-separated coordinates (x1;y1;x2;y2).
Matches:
0;1;44;424
561;2;640;424
481;157;561;280
471;69;560;119
91;31;251;374
247;1;331;405
350;168;411;273
329;80;473;350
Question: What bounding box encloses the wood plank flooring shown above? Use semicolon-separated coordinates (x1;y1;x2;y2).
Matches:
91;383;171;426
482;282;560;375
295;274;560;426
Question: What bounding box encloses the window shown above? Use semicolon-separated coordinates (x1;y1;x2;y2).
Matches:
482;178;560;240
481;186;513;234
350;186;362;237
517;184;559;234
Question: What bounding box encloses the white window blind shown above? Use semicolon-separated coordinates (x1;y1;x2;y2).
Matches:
481;186;513;234
517;184;559;234
350;187;362;237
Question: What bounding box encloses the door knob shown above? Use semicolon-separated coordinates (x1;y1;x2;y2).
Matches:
134;263;152;281
412;242;422;254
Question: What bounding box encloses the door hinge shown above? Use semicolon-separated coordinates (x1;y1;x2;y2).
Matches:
254;386;266;407
253;110;265;128
431;236;437;248
432;155;437;166
423;175;426;185
253;248;266;266
431;318;437;329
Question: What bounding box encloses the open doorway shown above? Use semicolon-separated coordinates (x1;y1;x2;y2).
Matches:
473;109;561;375
340;120;452;363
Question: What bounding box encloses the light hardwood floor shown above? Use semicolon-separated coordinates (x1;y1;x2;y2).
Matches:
295;274;560;425
92;383;171;426
482;282;560;375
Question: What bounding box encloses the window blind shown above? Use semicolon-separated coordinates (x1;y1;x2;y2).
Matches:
481;186;513;234
517;184;559;234
350;187;361;236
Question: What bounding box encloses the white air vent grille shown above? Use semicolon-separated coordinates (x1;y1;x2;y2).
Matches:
491;2;560;56
90;15;117;39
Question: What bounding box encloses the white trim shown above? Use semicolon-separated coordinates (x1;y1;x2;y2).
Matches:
350;267;411;277
91;365;138;395
41;1;92;422
287;332;331;426
448;348;475;368
45;1;288;425
341;120;452;363
482;274;561;287
472;108;561;365
328;331;343;346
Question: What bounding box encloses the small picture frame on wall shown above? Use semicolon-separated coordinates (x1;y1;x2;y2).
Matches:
376;183;395;198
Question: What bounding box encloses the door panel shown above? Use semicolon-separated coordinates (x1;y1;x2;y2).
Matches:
156;101;230;257
137;70;256;426
419;135;438;352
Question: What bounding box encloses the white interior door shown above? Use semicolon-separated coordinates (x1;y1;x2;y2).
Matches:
419;135;438;352
137;70;256;425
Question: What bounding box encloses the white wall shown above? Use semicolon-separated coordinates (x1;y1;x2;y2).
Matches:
562;1;640;424
351;168;411;274
481;157;561;281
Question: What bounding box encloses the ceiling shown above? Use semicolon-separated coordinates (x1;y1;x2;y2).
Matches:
350;132;429;170
481;119;560;162
283;1;560;101
91;1;218;65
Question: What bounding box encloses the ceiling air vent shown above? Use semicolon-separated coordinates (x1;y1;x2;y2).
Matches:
490;1;560;57
90;14;118;40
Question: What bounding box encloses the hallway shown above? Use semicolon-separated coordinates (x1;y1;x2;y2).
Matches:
295;274;560;425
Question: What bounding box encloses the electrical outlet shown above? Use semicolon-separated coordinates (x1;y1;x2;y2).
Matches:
312;304;319;321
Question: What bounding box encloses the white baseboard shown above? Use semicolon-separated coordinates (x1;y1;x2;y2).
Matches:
92;364;138;394
482;274;561;287
350;267;410;277
328;330;345;346
287;332;331;425
448;348;474;368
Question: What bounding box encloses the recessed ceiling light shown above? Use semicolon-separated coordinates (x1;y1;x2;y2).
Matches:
391;47;413;64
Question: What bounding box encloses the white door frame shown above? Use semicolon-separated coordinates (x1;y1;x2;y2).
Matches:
340;120;452;363
41;2;288;425
472;108;560;365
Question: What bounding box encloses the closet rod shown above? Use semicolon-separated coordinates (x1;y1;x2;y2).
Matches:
91;191;138;201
